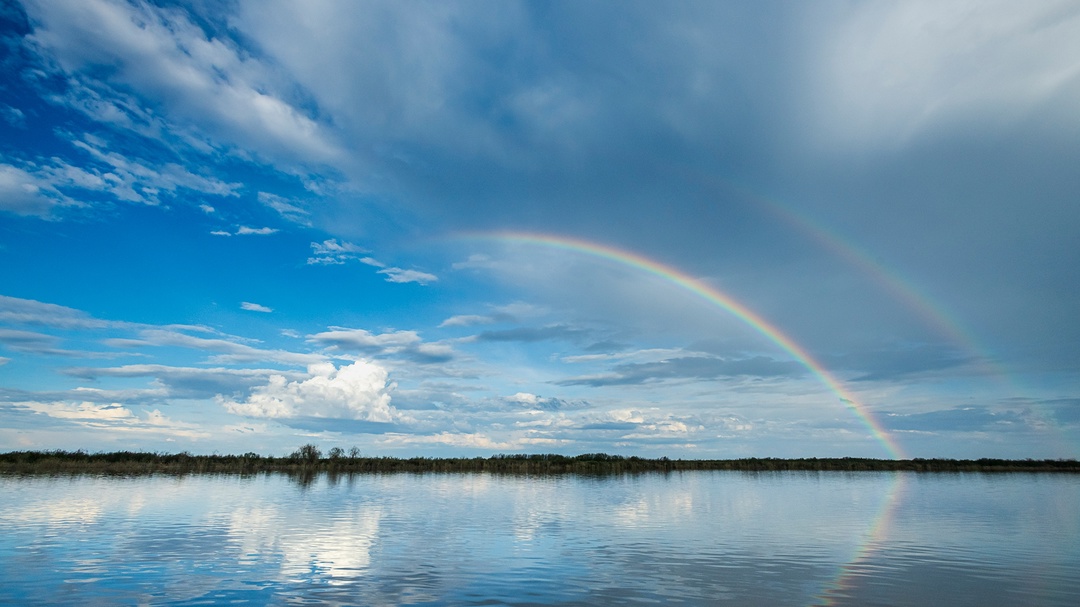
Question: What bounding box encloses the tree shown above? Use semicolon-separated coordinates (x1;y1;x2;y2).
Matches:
292;444;321;463
328;447;344;460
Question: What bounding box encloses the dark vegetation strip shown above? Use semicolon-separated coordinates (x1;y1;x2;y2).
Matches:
1;446;1077;476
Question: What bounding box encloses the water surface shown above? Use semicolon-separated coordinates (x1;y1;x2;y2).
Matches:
1;471;1076;606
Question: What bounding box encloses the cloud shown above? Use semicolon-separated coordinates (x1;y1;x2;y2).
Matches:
258;191;310;225
240;302;273;313
0;163;63;216
0;328;76;356
210;226;279;236
439;302;545;328
378;431;564;451
811;0;1080;149
883;406;1037;433
235;226;278;236
68;136;241;205
503;392;580;411
472;324;589;343
307;327;455;363
0;357;9;366
0;134;240;218
64;364;308;400
377;267;437;285
440;314;495;328
199;204;215;213
109;328;324;366
556;356;805;387
220;360;397;421
24;0;345;168
307;239;367;265
11;400;208;439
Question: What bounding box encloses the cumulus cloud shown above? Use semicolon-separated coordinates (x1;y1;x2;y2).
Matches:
220;360;397;421
240;302;273;313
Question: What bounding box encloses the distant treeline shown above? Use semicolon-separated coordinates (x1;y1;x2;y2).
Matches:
1;446;1078;476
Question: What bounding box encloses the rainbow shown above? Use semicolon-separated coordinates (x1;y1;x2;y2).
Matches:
754;197;1008;379
812;472;910;606
462;230;908;460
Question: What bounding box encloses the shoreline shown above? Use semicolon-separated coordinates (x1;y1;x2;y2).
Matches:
2;450;1077;475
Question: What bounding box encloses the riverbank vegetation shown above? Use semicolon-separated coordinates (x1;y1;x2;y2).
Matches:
1;447;1077;476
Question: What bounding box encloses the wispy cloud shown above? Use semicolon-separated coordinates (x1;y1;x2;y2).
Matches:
108;328;324;366
240;302;273;313
307;327;455;364
378;267;438;285
307;239;367;264
258;191;310;225
236;226;278;236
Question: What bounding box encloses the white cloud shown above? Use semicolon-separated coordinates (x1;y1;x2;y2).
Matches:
12;400;208;439
69;137;241;204
25;0;345;168
439;314;493;328
220;360;397;421
308;327;421;353
0;357;9;366
307;238;367;264
236;226;278;235
240;301;273;313
439;302;546;327
306;241;435;284
210;230;232;236
0;164;54;216
379;431;567;451
378;267;438;285
199;204;215;213
2;136;239;216
258;192;310;225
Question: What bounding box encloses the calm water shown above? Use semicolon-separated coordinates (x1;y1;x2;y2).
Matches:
1;471;1077;606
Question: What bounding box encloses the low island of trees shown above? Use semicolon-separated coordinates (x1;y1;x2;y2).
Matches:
0;446;1077;476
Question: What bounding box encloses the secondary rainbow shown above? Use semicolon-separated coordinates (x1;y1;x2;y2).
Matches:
464;230;908;460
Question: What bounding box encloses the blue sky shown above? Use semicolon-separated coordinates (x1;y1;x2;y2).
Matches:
1;0;1078;458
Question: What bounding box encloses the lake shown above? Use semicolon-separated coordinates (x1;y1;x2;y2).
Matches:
1;471;1077;606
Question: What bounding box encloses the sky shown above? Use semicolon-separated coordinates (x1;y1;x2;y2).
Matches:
1;0;1078;459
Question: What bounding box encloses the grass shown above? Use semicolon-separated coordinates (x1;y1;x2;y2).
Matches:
1;447;1077;476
